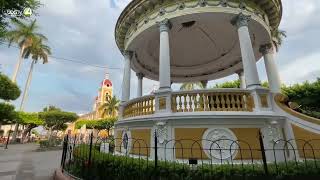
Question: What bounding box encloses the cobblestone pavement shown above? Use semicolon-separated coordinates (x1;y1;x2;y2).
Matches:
0;143;62;180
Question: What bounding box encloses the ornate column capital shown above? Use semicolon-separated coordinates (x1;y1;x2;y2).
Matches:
157;19;172;32
136;72;144;79
259;43;274;55
231;13;251;28
122;50;133;59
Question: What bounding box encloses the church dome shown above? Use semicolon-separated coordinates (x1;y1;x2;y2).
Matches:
102;79;112;87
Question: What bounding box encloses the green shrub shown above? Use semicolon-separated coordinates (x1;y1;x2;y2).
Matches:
64;146;320;180
39;140;49;148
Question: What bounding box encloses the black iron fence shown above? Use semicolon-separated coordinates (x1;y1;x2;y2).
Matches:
60;132;320;180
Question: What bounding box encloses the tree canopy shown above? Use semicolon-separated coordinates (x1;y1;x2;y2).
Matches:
17;111;43;126
0;73;21;124
75;117;117;130
39;106;78;131
282;79;320;118
99;95;120;117
0;73;21;100
0;103;17;124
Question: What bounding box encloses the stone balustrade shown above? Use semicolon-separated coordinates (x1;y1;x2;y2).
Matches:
172;89;254;113
122;89;256;119
123;95;155;118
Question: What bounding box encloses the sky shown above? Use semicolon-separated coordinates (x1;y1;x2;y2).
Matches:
0;0;319;114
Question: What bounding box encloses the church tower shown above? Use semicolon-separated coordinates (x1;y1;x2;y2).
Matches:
92;72;113;118
100;72;113;104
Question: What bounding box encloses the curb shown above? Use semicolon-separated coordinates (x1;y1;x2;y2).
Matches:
53;169;74;180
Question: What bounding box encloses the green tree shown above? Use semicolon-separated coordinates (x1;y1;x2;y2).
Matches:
19;36;51;110
213;80;269;89
99;95;120;117
0;73;21;100
6;19;47;82
272;29;287;52
0;103;17;124
0;73;21;124
0;0;40;39
282;79;320;118
180;82;205;90
214;80;241;88
39;106;78;141
75;117;117;136
16;111;43;140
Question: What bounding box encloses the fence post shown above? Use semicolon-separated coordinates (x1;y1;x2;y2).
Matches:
88;132;93;167
154;130;158;168
258;130;269;175
61;134;69;170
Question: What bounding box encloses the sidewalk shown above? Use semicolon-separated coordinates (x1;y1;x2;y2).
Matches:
0;143;62;180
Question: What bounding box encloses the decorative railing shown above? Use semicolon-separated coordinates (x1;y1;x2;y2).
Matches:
171;89;254;112
123;95;155;118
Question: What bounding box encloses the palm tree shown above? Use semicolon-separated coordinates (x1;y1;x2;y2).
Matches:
6;19;47;82
12;37;51;142
99;95;120;117
272;29;287;52
20;37;51;110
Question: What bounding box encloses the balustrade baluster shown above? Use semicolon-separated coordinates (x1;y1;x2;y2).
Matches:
151;99;155;113
183;94;187;112
177;95;182;112
171;96;175;112
148;99;152;114
226;93;231;111
240;93;246;111
220;94;226;110
230;94;236;111
210;94;215;111
235;94;241;111
199;93;204;111
215;94;221;111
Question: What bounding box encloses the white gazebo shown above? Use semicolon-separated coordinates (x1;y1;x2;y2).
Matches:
113;0;320;162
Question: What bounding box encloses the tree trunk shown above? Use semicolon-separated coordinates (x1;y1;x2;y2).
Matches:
21;125;35;143
12;45;25;82
48;127;53;143
20;59;35;110
12;59;35;143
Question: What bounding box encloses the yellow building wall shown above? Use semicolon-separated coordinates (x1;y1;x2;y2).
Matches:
175;128;208;159
292;125;320;158
174;128;262;160
130;129;151;156
231;128;262;160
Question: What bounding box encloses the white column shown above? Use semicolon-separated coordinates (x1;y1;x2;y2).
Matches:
260;44;281;93
232;13;261;88
136;73;144;97
158;19;172;90
121;51;132;102
236;70;246;89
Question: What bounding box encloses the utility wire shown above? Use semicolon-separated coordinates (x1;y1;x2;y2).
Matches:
0;42;123;70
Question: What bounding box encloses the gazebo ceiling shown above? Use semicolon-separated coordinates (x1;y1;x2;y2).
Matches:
115;0;282;52
128;12;270;82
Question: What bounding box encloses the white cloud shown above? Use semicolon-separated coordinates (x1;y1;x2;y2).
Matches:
280;53;320;84
111;0;131;9
41;0;77;16
281;0;320;35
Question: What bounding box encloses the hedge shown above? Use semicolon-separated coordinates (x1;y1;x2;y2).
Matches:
64;146;320;180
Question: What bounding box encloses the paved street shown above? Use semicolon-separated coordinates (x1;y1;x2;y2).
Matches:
0;143;61;180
